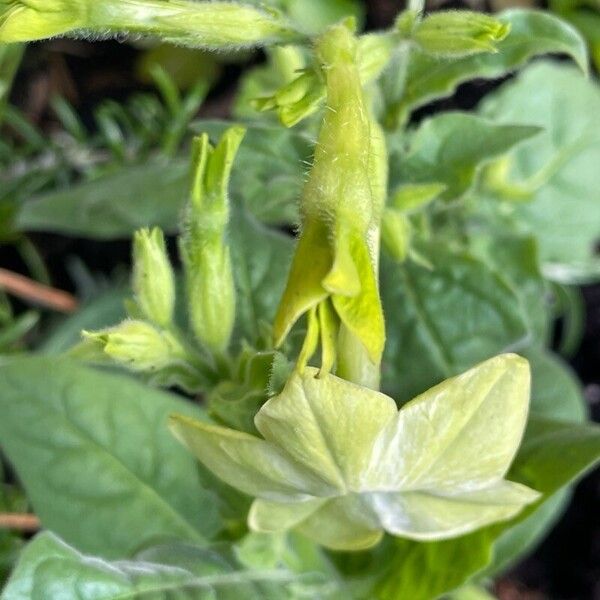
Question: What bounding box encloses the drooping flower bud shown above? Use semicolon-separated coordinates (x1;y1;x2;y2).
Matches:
132;227;175;328
181;127;245;355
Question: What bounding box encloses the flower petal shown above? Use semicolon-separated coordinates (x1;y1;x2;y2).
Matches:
255;368;397;491
367;480;539;540
296;496;383;551
366;354;531;490
169;414;336;501
248;497;326;533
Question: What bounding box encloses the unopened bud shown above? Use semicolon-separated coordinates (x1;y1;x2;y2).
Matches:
132;227;175;327
181;127;245;354
83;320;187;373
410;11;510;57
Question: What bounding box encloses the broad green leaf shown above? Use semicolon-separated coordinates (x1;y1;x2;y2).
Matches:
387;9;588;126
390;112;540;201
525;346;587;423
0;43;24;123
484;489;569;576
381;244;530;403
466;234;550;345
0;357;221;558
479;61;600;281
230;210;294;347
172;355;538;550
474;346;587;574
16;158;190;239
2;533;321;600
16;122;309;238
509;417;600;496
372;531;495;600
0;462;25;586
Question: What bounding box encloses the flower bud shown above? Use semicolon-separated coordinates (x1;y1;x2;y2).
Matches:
181;127;245;354
0;0;301;48
83;320;187;373
411;11;510;57
132;227;175;327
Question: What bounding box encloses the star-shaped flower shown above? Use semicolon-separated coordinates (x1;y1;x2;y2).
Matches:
170;354;539;551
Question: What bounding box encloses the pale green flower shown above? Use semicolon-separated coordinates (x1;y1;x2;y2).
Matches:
171;354;540;551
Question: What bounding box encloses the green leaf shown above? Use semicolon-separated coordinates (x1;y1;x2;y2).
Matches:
16;158;190;239
0;43;24;123
39;288;128;354
479;61;600;282
387;9;588;126
172;355;538;551
391;112;540;201
230;210;294;347
372;531;495;600
466;234;550;345
2;533;320;600
16;122;310;238
0;357;221;558
510;417;600;496
525;346;587;423
484;489;569;577
381;244;530;403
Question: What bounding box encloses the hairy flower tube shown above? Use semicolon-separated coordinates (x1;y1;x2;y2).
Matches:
0;0;301;48
170;354;539;551
273;23;386;377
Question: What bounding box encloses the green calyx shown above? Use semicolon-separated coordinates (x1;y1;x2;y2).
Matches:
170;354;539;551
273;23;386;375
